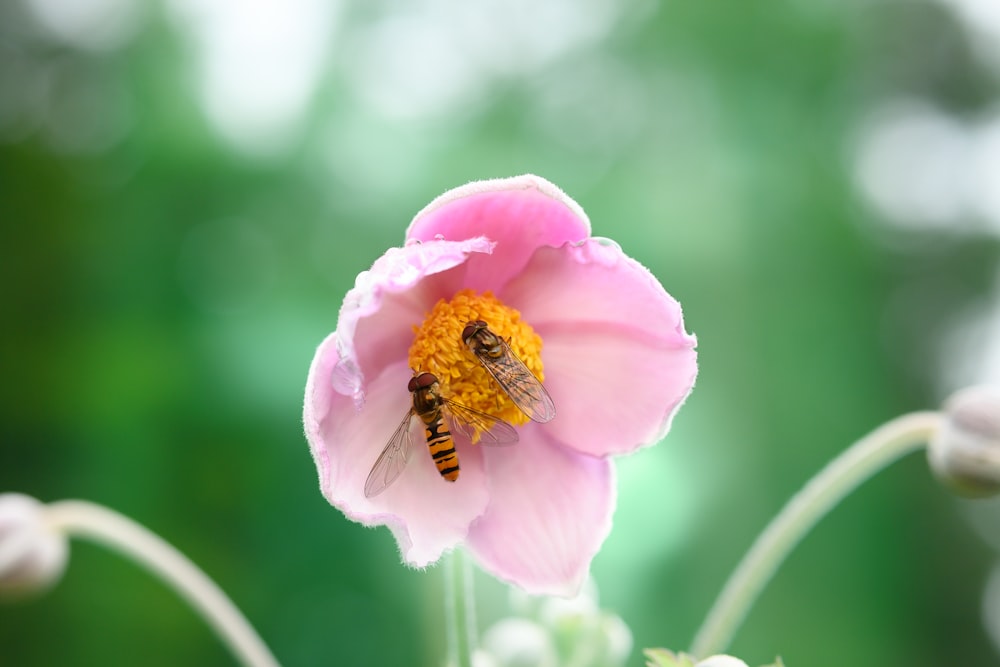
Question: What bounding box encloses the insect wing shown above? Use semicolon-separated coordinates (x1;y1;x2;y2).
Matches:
476;338;556;423
364;411;415;497
443;399;519;446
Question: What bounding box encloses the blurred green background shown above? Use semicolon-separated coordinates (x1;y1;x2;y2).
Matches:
3;0;1000;665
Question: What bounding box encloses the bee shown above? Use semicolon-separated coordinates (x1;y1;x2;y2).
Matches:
364;372;518;497
461;320;556;423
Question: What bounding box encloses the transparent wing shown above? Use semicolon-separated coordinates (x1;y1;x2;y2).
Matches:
443;399;519;446
475;339;556;423
364;411;415;498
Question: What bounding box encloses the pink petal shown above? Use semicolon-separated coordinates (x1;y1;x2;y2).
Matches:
304;238;501;566
330;237;495;409
406;175;592;294
304;330;339;500
466;428;615;597
305;353;491;566
499;239;698;457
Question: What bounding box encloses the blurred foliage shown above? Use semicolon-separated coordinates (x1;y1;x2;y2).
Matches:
2;0;1000;665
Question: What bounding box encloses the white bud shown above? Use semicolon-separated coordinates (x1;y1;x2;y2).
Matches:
481;618;558;667
537;578;600;628
471;649;500;667
0;493;68;598
695;656;750;667
928;385;1000;497
601;612;634;663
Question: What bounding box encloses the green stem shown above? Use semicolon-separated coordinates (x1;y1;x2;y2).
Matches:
444;548;476;667
44;500;279;667
689;411;942;659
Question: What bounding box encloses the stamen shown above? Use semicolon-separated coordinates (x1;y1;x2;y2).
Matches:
408;289;544;427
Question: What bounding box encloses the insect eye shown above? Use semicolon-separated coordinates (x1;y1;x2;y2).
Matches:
411;372;438;391
462;320;490;342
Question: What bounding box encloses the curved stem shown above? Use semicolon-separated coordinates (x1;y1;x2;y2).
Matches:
44;500;279;667
689;411;942;659
444;548;476;667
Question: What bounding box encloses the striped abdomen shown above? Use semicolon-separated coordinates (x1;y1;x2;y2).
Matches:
419;407;459;482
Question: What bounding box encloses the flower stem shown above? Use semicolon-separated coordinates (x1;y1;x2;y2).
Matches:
44;500;279;667
689;411;942;659
444;548;477;667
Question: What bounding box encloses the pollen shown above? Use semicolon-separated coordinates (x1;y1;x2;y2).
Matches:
408;289;544;427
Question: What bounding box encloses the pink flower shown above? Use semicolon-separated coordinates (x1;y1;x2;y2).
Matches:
303;175;697;596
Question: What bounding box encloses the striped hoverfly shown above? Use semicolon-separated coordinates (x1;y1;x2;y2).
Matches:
461;320;556;423
364;372;518;497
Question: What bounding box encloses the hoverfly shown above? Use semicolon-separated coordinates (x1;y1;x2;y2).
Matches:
461;320;556;423
364;372;518;497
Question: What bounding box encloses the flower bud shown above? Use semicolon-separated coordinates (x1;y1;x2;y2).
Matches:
481;618;558;667
928;385;1000;497
536;577;599;627
645;649;781;667
0;493;68;598
493;578;632;667
695;656;750;667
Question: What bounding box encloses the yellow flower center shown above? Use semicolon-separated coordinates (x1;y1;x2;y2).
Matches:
408;289;544;427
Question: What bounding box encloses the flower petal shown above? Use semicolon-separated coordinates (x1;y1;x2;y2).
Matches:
500;239;698;457
466;428;615;597
305;355;491;566
304;330;340;500
406;175;591;293
330;237;494;409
